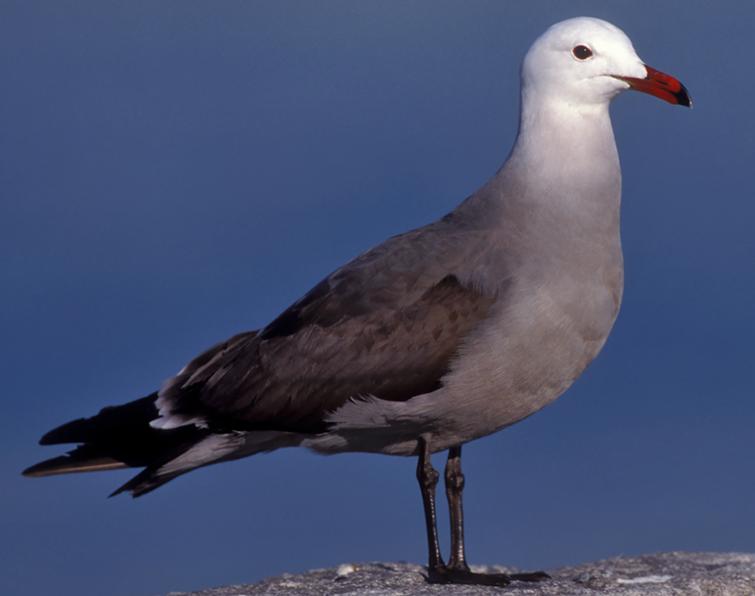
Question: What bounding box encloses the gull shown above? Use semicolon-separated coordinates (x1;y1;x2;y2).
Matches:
24;16;690;586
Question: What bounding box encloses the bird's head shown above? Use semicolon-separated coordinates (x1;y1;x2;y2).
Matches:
522;17;691;109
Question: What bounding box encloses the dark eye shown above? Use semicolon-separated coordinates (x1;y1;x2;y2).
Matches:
572;45;593;60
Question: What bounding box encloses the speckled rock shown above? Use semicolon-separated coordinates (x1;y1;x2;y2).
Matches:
169;552;755;595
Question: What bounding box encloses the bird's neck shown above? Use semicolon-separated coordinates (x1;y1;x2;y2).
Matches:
504;91;622;210
473;91;625;273
449;91;623;249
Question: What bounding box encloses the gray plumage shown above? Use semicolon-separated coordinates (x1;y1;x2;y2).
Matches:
24;17;690;501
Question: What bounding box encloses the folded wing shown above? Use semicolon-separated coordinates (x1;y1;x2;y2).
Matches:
156;225;497;434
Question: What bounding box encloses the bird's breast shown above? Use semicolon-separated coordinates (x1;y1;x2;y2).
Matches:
433;260;623;445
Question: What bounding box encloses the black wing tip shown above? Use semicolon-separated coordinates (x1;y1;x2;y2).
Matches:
22;461;50;477
38;393;162;446
22;455;73;477
39;418;89;445
22;451;129;477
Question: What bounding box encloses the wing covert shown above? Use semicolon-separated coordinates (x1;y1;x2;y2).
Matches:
157;224;497;433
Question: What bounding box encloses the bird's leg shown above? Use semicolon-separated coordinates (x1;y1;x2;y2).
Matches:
444;445;470;572
416;434;445;576
423;443;551;587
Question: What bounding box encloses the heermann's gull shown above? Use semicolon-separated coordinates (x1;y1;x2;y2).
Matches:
24;17;690;586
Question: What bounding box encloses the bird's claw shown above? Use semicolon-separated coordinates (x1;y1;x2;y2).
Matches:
426;565;550;586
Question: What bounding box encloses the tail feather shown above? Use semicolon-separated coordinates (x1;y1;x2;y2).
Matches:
109;430;302;498
23;444;128;477
110;471;165;498
25;332;268;496
24;392;209;496
109;464;186;498
110;432;250;497
25;384;298;497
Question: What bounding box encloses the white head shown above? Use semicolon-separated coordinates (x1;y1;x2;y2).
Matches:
522;17;690;109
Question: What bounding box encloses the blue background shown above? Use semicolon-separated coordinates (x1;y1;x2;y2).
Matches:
2;2;753;595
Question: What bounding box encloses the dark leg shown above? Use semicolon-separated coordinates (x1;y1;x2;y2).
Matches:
416;435;444;575
420;441;551;586
445;445;469;572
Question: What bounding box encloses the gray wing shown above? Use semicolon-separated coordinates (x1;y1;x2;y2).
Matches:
158;223;496;433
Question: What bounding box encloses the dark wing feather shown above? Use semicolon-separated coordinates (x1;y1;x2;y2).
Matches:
161;225;495;433
23;334;260;478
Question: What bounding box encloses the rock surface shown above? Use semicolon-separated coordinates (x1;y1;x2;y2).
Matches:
170;552;755;595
